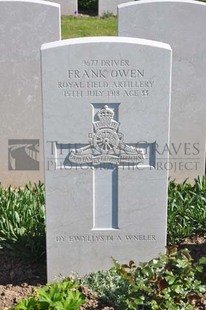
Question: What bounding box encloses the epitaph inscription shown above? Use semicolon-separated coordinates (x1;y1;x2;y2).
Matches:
56;234;157;242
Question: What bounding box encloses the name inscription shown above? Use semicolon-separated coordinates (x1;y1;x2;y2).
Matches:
56;234;157;242
57;58;154;98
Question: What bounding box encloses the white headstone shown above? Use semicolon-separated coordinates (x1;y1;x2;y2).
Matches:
47;0;77;15
118;0;206;182
0;0;60;187
41;37;171;281
99;0;132;16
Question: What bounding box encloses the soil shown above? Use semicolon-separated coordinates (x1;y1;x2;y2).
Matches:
0;235;205;310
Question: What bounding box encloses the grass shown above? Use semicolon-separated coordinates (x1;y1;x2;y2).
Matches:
61;15;117;39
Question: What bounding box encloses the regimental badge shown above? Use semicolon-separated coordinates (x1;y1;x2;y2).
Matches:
69;105;144;165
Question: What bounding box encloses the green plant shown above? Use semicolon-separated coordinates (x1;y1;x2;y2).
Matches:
81;267;129;308
101;11;115;19
0;176;205;260
0;182;45;259
113;248;206;310
167;176;206;244
11;279;85;310
78;0;98;14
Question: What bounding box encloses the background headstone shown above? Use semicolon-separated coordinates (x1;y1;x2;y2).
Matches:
118;0;206;182
98;0;133;16
0;0;60;187
47;0;77;15
41;37;171;281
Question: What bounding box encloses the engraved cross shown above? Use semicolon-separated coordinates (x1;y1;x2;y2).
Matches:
58;104;155;230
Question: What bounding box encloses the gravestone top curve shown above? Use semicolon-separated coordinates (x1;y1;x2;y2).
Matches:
41;36;171;50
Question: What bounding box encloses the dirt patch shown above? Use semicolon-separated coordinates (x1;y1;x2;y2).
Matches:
0;254;46;309
0;235;205;310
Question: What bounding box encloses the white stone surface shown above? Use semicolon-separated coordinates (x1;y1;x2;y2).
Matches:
41;36;171;281
0;0;60;187
118;0;206;182
47;0;77;15
99;0;132;16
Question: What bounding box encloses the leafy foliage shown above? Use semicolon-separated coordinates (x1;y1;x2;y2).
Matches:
113;248;206;310
0;182;45;259
81;267;129;307
8;249;206;309
0;177;205;309
168;176;206;244
1;177;205;260
101;11;116;18
11;279;85;310
78;0;98;14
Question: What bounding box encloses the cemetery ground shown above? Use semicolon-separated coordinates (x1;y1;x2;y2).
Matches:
0;14;205;310
61;15;117;39
0;178;205;309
